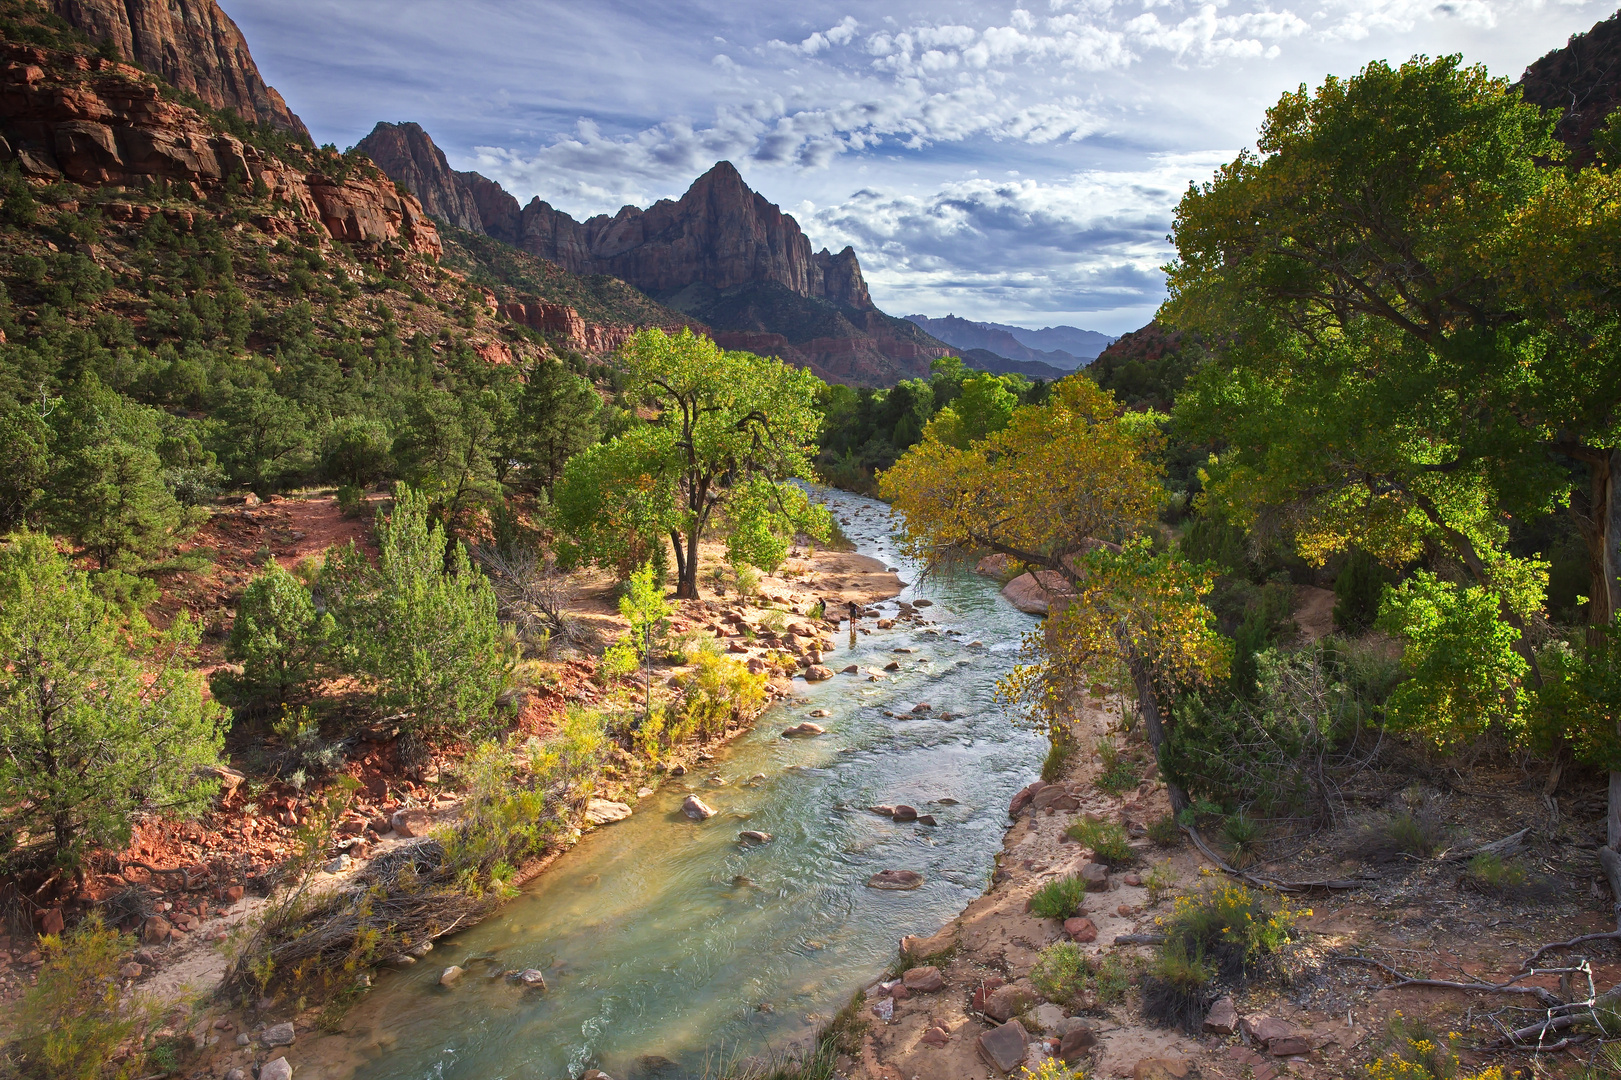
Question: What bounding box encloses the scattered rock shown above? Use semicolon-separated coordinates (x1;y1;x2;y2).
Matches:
913;599;933;607
1133;1058;1192;1080
804;665;834;681
882;660;901;671
584;798;633;825
120;962;143;979
738;830;773;844
809;708;831;718
390;808;434;838
891;804;919;822
261;1022;295;1047
1063;916;1098;942
781;722;826;738
514;968;547;989
141;916;171;945
439;966;464;986
1268;1035;1312;1057
1204;996;1238;1035
841;664;859;674
1078;862;1111;890
259;1059;293;1080
984;981;1036;1023
1031;786;1078;811
1030;1003;1067;1032
225;885;245;902
39;908;64;935
324;854;353;874
917;813;938;826
903;965;944;992
866;869;924;890
681;795;716;820
1009;780;1048;816
225;1070;245;1080
977;1019;1030;1073
920;1025;951;1046
911;702;932;713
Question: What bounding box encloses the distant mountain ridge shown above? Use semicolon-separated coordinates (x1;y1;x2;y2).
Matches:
1519;9;1621;164
903;314;1113;371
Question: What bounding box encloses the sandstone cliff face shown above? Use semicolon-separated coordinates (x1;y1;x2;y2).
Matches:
502;299;685;355
354;122;484;232
508;162;872;309
0;43;439;258
46;0;308;137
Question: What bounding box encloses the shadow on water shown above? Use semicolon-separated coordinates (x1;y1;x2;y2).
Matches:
338;488;1045;1080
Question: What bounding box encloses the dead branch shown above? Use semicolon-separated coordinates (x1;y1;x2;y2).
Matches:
1440;828;1530;862
1330;953;1565;1008
1184;825;1370;893
1114;933;1166;946
1524;931;1621;967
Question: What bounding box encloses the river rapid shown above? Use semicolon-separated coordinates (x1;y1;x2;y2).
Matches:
335;488;1045;1080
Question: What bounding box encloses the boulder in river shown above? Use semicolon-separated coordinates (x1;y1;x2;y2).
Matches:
739;830;773;844
891;805;919;822
513;968;547;989
841;664;859;674
584;798;632;825
1001;570;1075;615
809;708;831;718
781;722;825;738
682;795;716;820
439;965;464;986
867;869;925;890
804;664;834;681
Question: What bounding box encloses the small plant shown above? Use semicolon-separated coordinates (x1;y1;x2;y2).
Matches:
1351;809;1446;863
1141;937;1214;1032
1459;852;1550;900
18;914;154;1079
1092;954;1133;1005
760;608;789;634
1094;738;1138;794
1147;814;1181;846
1019;1059;1085;1080
1030;941;1089;1006
1143;862;1178;904
336;483;366;516
1067;817;1135;865
733;563;761;596
808;599;825;621
1042;734;1076;783
1222;812;1262;867
1156;882;1299;984
1360;1014;1507;1080
599;636;639;682
1030;874;1088;920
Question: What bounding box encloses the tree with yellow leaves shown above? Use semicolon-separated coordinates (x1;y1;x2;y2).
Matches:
880;377;1227;811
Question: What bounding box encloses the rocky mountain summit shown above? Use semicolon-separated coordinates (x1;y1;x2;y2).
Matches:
357;122;956;384
904;313;1110;371
44;0;309;137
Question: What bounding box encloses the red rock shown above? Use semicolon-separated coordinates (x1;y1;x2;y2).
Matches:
920;1025;950;1046
1122;873;1143;887
983;981;1036;1023
1268;1036;1312;1057
38;908;64;936
141;916;171;944
902;965;944;993
46;0;309;136
225;885;244;902
1063;917;1098;942
971;976;1005;1013
1204;995;1239;1035
1009;781;1047;816
888;984;910;1000
977;1019;1029;1074
1058;1024;1097;1061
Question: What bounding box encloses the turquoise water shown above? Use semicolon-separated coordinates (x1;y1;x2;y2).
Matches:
337;489;1043;1080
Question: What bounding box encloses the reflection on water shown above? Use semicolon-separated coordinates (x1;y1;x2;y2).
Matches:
341;489;1044;1080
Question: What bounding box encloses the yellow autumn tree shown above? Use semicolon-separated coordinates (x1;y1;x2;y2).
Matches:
880;377;1227;811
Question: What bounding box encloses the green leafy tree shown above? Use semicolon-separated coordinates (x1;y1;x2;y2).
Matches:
325;484;512;738
509;358;600;491
217;559;333;712
318;415;394;489
392;385;503;529
555;329;830;597
0;534;223;869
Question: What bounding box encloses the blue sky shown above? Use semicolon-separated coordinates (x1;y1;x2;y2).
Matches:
228;0;1615;334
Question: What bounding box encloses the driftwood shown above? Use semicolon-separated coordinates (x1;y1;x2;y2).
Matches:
1330;953;1567;1009
1184;825;1370;893
1439;828;1529;862
1113;933;1166;946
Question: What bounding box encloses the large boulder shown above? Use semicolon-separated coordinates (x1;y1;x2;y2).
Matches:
866;869;924;890
259;1059;293;1080
902;965;944;993
681;795;716;820
983;980;1037;1023
804;665;834;682
781;722;825;738
1000;571;1074;615
1009;780;1047;816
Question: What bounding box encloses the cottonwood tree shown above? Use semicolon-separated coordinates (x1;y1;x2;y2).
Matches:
555;329;829;598
1164;56;1621;897
0;534;223;870
881;377;1227;811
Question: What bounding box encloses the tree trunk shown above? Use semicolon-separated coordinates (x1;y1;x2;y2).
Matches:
1124;639;1191;815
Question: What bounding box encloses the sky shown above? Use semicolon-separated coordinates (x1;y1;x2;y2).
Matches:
227;0;1615;335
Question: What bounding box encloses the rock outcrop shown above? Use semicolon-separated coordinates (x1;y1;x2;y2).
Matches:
353;122;483;231
0;43;440;259
46;0;308;137
1520;10;1621;163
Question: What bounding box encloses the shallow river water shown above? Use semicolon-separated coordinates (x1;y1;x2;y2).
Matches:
339;488;1045;1080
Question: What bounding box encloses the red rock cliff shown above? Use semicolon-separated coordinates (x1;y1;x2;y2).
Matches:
47;0;308;138
0;43;439;258
354;121;483;232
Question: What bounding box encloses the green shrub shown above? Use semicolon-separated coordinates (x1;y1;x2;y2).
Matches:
1334;549;1391;634
1092;954;1133;1005
1029;874;1088;920
733;563;761;596
1094;738;1137;794
1041;734;1076;783
0;534;223;870
323;484;514;739
18;914;153;1079
1222;812;1262;867
1352;808;1446;863
1359;1015;1507;1080
1030;941;1089;1007
599;636;639;682
216;558;332;712
336;483;366;516
1158;882;1298;982
1141;937;1214;1032
1067;817;1135;865
1147;814;1181;846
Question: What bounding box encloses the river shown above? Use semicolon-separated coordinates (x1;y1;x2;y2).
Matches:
333;488;1045;1080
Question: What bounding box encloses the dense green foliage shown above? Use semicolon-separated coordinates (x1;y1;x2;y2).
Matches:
0;534;223;869
217;558;334;712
